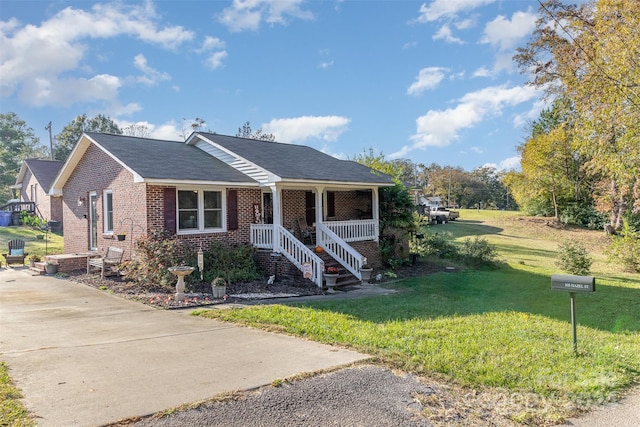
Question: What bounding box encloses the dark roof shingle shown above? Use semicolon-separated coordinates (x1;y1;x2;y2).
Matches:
86;133;257;184
23;159;64;192
199;133;394;184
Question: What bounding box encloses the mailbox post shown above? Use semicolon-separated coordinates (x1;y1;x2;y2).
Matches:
551;274;595;354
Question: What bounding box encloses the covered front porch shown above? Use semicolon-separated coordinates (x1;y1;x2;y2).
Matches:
249;185;380;288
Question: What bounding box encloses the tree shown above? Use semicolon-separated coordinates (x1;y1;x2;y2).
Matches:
236;121;276;142
0;113;48;204
515;0;640;228
55;114;121;161
122;123;151;138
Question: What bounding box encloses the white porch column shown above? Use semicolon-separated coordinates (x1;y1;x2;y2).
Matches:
271;185;282;252
314;186;324;246
372;187;380;242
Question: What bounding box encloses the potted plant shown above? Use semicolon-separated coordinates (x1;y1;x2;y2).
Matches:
324;266;340;293
116;232;127;241
359;264;373;285
44;260;58;275
28;254;42;268
211;277;227;299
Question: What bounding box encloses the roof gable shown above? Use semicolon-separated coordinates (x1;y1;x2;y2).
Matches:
193;133;394;186
50;133;258;194
15;159;64;193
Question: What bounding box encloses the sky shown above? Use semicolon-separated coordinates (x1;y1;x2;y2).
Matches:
0;0;549;172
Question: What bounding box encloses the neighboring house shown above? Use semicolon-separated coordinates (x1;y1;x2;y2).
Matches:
417;196;443;214
49;132;394;287
13;159;64;225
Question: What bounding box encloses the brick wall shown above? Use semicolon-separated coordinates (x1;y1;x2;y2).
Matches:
63;144;147;257
334;190;373;220
19;170;63;222
146;185;262;251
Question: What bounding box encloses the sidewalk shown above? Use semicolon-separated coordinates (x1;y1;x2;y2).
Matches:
0;268;368;427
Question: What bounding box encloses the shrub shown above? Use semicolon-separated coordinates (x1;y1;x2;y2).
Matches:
417;231;458;259
559;205;607;230
458;236;498;267
556;241;592;275
122;229;195;290
606;220;640;273
202;242;260;284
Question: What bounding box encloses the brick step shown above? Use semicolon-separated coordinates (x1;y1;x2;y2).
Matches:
29;261;46;275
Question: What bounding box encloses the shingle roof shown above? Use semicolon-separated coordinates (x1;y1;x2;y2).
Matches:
198;133;394;185
85;133;257;184
23;159;64;192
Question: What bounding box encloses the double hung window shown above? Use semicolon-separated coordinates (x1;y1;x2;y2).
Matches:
177;189;223;232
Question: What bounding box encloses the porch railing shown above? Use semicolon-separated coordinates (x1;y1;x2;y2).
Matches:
250;224;324;287
317;222;365;280
325;219;378;242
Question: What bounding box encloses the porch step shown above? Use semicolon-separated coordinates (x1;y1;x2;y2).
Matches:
29;261;46;275
316;251;360;288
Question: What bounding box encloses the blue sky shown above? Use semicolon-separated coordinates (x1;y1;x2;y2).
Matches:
1;0;547;171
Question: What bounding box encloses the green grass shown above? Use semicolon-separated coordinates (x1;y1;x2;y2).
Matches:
195;211;640;422
0;225;64;259
0;362;35;427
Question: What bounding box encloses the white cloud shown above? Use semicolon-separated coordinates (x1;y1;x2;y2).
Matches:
115;119;183;141
319;60;334;70
0;2;192;104
20;74;122;107
262;115;351;143
407;67;448;96
132;54;170;86
416;0;495;23
390;84;539;158
199;36;228;70
432;25;463;44
206;51;228;70
470;146;484;154
473;67;491;78
481;10;537;51
218;0;313;33
483;156;520;171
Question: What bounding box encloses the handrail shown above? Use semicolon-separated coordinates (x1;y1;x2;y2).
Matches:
250;224;324;287
317;222;365;280
325;219;378;242
277;225;324;288
0;201;35;212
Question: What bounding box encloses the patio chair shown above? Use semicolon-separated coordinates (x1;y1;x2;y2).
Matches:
2;239;28;266
297;218;316;245
87;246;124;278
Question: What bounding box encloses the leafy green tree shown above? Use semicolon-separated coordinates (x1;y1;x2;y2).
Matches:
516;0;640;228
0;113;48;204
55;114;121;161
236;121;276;142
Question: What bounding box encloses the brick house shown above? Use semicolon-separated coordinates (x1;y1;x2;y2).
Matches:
49;132;394;286
13;159;64;226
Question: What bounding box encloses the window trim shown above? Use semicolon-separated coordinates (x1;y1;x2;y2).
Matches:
176;188;226;234
103;190;113;234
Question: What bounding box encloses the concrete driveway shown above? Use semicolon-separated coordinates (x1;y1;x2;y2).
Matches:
0;268;367;427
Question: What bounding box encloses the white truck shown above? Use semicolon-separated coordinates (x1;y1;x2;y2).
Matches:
428;206;459;223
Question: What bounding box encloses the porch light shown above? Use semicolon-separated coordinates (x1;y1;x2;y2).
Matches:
77;196;85;206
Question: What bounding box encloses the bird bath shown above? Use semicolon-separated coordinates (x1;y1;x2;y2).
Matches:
168;266;195;301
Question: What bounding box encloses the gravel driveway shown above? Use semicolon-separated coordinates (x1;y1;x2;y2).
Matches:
129;366;435;427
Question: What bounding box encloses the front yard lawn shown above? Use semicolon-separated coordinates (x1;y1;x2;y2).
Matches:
195;212;640;424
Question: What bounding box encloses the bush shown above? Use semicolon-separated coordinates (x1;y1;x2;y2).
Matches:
413;231;458;259
202;242;260;284
606;221;640;273
559;205;607;230
556;242;592;275
122;229;195;290
458;236;499;267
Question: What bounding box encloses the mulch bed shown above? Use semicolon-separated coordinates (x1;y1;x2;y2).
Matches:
65;260;448;310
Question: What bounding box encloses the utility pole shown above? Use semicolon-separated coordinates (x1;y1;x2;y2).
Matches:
447;167;452;207
45;121;53;160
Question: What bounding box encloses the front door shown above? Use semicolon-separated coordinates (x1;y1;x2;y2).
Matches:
89;192;98;250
